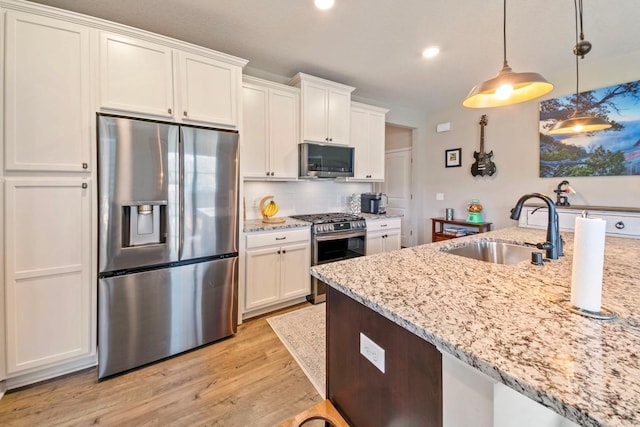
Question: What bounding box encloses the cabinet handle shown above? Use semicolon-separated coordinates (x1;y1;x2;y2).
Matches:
380;224;387;227
275;236;286;240
168;108;172;114
615;221;625;230
82;163;88;169
184;111;188;117
81;183;88;189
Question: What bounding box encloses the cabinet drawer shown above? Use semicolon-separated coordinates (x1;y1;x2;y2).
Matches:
522;208;640;238
246;228;310;249
366;218;401;232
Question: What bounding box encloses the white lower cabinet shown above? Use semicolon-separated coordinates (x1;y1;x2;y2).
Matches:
4;178;94;377
244;228;311;314
366;217;401;255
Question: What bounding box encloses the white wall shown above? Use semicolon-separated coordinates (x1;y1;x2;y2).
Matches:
243;180;371;220
422;49;640;239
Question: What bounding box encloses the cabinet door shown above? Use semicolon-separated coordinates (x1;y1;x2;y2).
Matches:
245;247;280;310
367;111;386;180
179;52;239;127
366;232;384;255
269;88;299;179
384;230;402;252
301;81;329;143
99;32;174;117
327;88;351;145
350;107;370;179
242;84;269;177
5;179;93;374
4;11;91;172
280;242;311;299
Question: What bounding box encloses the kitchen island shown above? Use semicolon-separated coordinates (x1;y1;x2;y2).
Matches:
311;227;640;427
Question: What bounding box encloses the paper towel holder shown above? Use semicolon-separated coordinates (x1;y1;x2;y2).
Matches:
557;298;617;321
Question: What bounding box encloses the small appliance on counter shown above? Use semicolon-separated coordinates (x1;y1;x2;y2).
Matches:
361;192;387;214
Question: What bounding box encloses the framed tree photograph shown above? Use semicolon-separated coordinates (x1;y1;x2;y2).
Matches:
445;148;462;168
539;79;640;177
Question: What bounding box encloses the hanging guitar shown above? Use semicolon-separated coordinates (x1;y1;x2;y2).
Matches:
471;114;496;177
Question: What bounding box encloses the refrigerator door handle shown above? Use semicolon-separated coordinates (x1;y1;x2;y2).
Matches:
178;127;185;260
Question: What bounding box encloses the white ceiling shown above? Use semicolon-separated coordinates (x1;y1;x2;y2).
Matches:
27;0;640;112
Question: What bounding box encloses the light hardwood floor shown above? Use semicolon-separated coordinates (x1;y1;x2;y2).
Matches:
0;304;322;426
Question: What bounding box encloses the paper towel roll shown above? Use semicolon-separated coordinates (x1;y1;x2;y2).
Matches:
571;216;606;312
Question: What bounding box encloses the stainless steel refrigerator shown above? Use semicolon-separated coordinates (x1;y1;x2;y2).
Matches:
97;114;239;379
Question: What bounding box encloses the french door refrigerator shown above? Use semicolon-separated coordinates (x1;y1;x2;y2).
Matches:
97;114;239;379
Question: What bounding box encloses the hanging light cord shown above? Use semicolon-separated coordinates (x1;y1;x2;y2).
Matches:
502;0;508;68
574;0;580;114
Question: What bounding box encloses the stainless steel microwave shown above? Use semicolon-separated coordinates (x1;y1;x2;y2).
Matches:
299;142;354;178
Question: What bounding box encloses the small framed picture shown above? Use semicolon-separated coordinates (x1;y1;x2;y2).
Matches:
445;148;462;168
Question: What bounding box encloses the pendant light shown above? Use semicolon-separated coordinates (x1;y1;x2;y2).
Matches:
463;0;553;108
547;0;611;135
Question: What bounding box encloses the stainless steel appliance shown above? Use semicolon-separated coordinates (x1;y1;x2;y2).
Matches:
289;213;366;303
361;192;387;214
97;114;239;379
299;142;355;178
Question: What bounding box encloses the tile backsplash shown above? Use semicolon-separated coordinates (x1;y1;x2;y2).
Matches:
244;180;372;220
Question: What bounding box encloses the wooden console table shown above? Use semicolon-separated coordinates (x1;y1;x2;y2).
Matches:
431;218;492;242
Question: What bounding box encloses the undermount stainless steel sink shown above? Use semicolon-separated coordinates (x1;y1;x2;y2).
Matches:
441;240;534;265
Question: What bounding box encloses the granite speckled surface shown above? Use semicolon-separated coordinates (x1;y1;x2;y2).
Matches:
243;217;310;232
360;212;403;220
311;227;640;427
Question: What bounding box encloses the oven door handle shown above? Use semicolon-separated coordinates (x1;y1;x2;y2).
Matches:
314;231;366;242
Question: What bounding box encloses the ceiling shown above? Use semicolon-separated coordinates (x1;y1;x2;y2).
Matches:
27;0;640;112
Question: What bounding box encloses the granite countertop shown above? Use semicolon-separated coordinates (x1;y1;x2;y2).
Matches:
311;227;640;427
360;212;403;220
243;217;310;232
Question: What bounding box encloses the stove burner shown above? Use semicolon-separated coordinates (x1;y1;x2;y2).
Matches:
290;212;364;224
290;212;366;235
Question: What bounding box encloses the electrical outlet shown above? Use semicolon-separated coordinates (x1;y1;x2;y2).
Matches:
360;333;385;373
436;192;444;201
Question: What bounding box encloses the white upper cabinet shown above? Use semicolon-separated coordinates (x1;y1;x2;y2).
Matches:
177;51;240;127
100;33;245;127
99;32;175;118
350;102;388;181
4;11;91;172
289;73;354;145
242;76;299;180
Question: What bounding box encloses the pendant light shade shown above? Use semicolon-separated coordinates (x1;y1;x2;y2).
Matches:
463;0;553;108
547;115;611;135
546;0;611;135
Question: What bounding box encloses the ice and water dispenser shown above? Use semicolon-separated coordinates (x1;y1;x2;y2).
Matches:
121;202;167;247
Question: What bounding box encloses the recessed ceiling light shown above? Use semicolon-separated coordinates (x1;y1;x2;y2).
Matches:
422;47;440;59
314;0;334;10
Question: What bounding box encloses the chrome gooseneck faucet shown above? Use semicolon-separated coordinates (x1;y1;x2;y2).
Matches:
510;193;563;260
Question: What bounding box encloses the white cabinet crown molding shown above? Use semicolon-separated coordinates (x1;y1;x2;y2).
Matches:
288;72;355;94
0;0;248;67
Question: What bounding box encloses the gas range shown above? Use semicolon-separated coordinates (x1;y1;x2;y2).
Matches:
289;212;366;235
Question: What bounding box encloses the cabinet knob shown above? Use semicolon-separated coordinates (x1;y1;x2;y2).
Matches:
266;172;270;176
615;221;625;230
271;172;275;176
168;108;172;114
184;111;188;117
82;163;88;169
81;183;88;189
329;137;333;142
325;137;329;141
277;250;281;254
282;249;286;254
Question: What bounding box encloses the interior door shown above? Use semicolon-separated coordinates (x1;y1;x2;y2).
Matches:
378;148;413;247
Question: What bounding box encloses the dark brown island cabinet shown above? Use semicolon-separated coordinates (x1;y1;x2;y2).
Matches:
327;286;443;427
